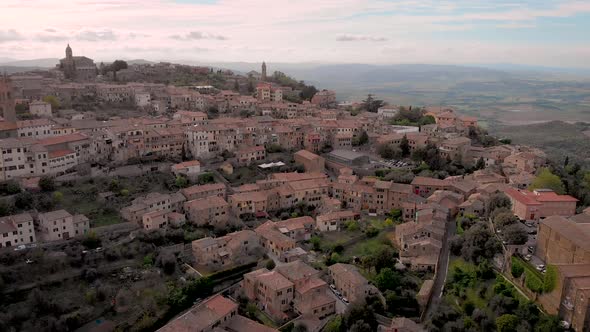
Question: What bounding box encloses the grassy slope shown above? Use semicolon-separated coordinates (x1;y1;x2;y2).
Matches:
493;121;590;166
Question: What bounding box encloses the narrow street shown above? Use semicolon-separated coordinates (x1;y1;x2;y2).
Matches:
422;219;456;321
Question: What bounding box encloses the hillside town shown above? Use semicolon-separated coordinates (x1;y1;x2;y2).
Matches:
0;45;589;332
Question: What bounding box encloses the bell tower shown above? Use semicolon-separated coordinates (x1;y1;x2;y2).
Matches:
0;74;17;123
261;61;267;81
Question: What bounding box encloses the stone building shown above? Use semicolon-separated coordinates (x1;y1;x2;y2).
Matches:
58;44;97;81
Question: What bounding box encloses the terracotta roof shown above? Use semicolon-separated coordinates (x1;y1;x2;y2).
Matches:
172;160;201;170
294;149;321;161
158;294;237;332
256;270;294;290
49;149;75;158
505;188;542;206
181;183;225;196
411;176;449;187
541;216;590;250
224;315;278;332
276;260;318;282
38;133;88;146
185;196;228;209
533;191;578;203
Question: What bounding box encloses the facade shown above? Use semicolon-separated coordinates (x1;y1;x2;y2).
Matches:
29;101;53;117
184;196;229;227
315;210;359;231
242;268;294;320
37;210;89;241
311;90;336;107
328;263;378;304
0;213;36;248
181;183;226;201
294;149;325;173
377;107;399;118
171;160;201;180
236;145;266;166
191;230;262;270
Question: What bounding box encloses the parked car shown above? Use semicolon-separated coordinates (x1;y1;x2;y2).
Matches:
330;284;336;291
14;245;27;251
25;259;34;264
342;297;349;304
536;264;545;271
524;254;532;261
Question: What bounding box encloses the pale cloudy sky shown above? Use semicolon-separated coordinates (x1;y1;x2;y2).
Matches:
1;0;590;67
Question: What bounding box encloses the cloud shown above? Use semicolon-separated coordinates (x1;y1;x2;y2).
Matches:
336;34;387;42
170;31;228;41
76;29;118;41
496;22;536;29
35;29;69;42
0;29;24;43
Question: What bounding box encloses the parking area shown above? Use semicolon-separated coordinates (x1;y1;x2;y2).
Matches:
379;159;410;168
327;284;349;314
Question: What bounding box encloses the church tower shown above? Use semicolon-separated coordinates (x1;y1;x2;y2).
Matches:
0;74;17;123
261;61;267;81
64;44;76;79
66;44;73;59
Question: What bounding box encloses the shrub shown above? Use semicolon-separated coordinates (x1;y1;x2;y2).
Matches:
525;270;544;293
543;265;558;292
511;258;524;278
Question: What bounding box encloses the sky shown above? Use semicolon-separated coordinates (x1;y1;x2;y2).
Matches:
1;0;590;68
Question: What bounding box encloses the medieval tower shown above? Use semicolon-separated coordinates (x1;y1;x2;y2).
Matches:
0;74;17;123
261;61;267;81
63;44;76;79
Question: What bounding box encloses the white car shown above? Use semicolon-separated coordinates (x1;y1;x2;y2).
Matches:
524;255;532;261
330;284;336;291
14;245;27;251
25;258;34;264
536;264;545;271
342;297;349;304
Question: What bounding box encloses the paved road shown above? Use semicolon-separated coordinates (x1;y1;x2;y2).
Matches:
422;218;456;321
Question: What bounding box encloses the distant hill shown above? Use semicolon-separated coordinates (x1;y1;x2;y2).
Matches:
0;66;52;74
494;121;590;166
0;58;59;68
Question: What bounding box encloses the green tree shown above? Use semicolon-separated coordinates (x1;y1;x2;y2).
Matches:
324;316;342;332
310;236;322;251
400;135;410;157
82;231;102;249
247;80;255;93
175;175;189;188
534;315;564;332
197;173;215;184
361;94;385;113
378;144;398;159
39;176;55;192
42;95;60;110
529;168;565;194
359;130;369;145
475;157;485;170
511;260;524;278
110;60;128;81
374;267;400;291
15;103;27;113
52;191;64;203
233;79;240;91
496;314;519;332
265;259;276;270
